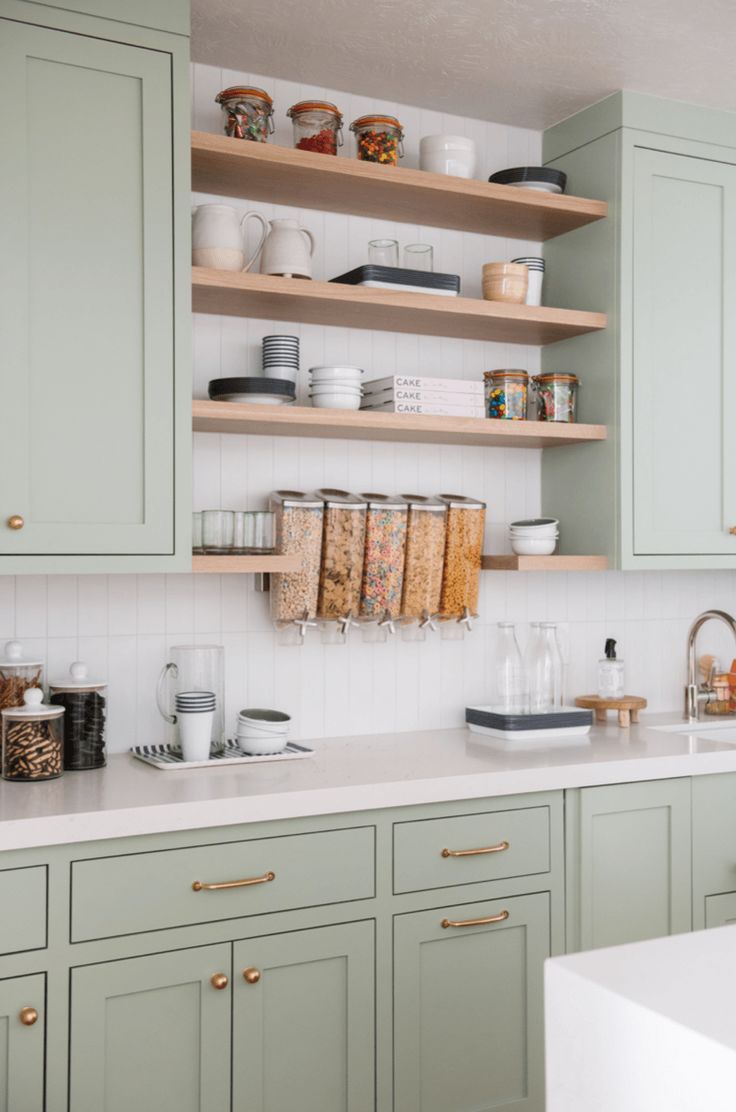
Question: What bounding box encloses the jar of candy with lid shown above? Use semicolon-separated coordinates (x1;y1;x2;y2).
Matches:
49;662;107;770
215;86;274;141
2;689;64;781
484;370;529;420
287;101;343;155
533;373;579;422
350;115;404;164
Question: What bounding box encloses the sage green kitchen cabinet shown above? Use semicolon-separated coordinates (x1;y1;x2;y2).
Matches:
69;945;231;1112
233;921;375;1112
565;779;692;951
393;892;549;1112
692;772;736;928
0;0;191;572
0;974;45;1112
704;892;736;928
542;91;736;568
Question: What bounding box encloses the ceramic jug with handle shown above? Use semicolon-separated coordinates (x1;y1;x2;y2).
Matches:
191;204;269;271
260;218;315;278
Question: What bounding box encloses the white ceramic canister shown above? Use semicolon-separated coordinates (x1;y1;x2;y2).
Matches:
419;135;476;179
192;204;269;271
260;218;315;279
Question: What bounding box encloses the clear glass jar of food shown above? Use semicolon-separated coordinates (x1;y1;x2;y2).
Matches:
484;370;529;420
269;492;324;633
350;114;404;164
2;689;64;781
287;100;343;155
438;495;486;622
359;494;408;623
316;490;367;622
49;662;107;771
0;641;44;710
400;496;448;625
533;373;579;422
215;85;274;142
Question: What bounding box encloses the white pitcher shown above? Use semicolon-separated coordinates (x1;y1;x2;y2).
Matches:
192;204;269;271
260;218;315;279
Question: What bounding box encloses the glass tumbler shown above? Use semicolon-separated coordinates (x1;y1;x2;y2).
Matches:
403;244;434;271
369;239;399;267
202;510;234;553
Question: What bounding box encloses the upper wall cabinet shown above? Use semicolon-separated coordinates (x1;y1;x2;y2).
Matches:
0;0;191;573
541;92;736;569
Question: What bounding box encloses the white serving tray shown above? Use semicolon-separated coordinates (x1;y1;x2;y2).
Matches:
130;741;313;770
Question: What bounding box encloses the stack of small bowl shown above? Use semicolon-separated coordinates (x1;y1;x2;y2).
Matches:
236;708;291;755
309;365;363;410
482;263;528;304
509;517;559;556
262;335;299;385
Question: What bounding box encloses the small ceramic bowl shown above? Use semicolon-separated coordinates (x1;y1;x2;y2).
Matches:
510;535;558;556
236;733;289;755
309;365;364;382
310;393;362;410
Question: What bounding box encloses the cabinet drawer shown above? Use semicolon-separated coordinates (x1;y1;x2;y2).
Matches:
0;866;47;954
705;892;736;929
393;806;550;894
71;826;375;941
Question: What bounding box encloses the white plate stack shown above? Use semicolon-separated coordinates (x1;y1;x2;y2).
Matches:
509;517;559;555
309;365;363;410
262;335;299;384
510;256;545;306
236;708;291;755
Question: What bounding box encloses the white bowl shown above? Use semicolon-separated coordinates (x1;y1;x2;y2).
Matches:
419;134;476;179
309;365;364;381
510;517;558;529
262;366;297;383
219;393;294;405
310;394;362;410
509;525;559;538
510;536;558;556
236;734;289;756
309;385;362;396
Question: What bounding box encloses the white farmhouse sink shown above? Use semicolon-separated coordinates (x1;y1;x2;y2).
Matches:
651;717;736;743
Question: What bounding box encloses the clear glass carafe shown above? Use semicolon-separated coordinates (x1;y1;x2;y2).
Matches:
496;622;528;714
156;644;225;752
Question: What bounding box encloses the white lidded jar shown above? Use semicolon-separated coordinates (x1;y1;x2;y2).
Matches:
0;641;45;710
419;134;476;179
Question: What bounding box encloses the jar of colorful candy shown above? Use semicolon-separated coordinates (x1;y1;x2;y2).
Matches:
484;370;529;420
533;373;579;422
287;100;343;155
215;86;274;142
350;114;404;164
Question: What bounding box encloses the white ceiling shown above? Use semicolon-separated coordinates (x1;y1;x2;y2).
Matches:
192;0;736;130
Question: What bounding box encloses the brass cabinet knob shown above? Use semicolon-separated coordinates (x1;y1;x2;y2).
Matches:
19;1007;38;1026
7;516;24;531
243;967;261;985
210;973;229;990
730;527;736;536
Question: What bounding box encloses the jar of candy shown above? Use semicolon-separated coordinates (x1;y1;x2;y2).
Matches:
350;115;404;164
215;86;274;142
287;100;343;155
49;662;107;770
2;689;64;782
484;370;529;420
533;373;579;422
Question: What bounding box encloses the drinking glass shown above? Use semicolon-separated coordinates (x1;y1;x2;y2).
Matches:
403;243;434;271
192;512;204;554
368;238;399;267
202;510;234;553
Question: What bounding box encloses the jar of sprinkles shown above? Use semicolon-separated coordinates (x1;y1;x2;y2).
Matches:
484;370;529;420
2;689;64;782
288;100;343;155
533;373;579;422
359;494;408;622
350;114;404;164
49;662;107;771
215;86;274;142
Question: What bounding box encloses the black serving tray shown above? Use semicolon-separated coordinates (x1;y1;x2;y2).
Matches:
330;265;461;294
465;705;593;731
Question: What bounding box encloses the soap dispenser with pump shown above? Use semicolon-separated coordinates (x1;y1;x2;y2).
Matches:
598;638;624;699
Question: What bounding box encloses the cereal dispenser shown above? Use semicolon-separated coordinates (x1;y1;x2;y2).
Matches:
359;493;408;639
438;494;486;637
315;489;367;639
268;491;324;642
399;495;448;639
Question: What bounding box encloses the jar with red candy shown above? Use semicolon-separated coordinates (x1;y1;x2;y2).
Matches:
350;114;405;165
287;100;343;155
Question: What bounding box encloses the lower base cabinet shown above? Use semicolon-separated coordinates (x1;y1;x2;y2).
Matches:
704;892;736;929
0;974;45;1112
394;893;549;1112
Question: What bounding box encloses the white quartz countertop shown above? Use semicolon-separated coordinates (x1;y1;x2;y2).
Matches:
3;714;736;850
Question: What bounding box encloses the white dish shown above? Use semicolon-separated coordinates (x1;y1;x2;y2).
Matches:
309;366;364;381
262;366;297;382
509;526;559;538
511;536;558;555
309;385;362;396
310;395;362;410
236;734;289;755
219;393;294;405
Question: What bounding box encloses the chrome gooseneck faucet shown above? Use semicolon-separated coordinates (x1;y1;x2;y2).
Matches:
685;609;736;722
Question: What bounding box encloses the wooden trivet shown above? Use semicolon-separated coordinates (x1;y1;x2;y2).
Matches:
575;695;647;728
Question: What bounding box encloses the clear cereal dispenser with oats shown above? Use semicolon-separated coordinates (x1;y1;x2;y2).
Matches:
315;489;367;638
438;494;486;637
399;495;448;640
268;491;324;641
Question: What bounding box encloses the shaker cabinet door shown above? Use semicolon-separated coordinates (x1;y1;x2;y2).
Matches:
69;945;231;1112
232;921;375;1112
632;146;736;557
394;893;549;1112
0;974;45;1112
0;19;177;561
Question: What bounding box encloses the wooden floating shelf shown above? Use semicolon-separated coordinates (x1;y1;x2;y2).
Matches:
192;554;299;573
482;555;608;571
192;131;608;241
192;269;606;347
192;400;607;449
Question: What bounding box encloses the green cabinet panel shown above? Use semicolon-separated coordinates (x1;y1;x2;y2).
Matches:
0;974;45;1112
692;772;736;928
0;867;46;955
566;779;692;951
705;892;736;928
232;921;375;1112
69;944;231;1112
394;892;549;1112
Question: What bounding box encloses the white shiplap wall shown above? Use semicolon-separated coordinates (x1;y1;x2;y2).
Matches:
1;64;734;754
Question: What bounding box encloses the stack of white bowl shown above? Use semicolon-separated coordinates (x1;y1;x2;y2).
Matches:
309;366;363;410
236;708;291;755
509;517;559;556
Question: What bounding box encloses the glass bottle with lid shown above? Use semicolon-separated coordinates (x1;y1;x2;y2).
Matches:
438;494;486;629
350;115;404;164
2;688;64;781
49;662;107;770
400;496;447;635
287;100;343;155
215;86;275;142
533;373;579;422
358;493;408;628
0;641;44;710
268;491;324;638
484;370;529;420
315;490;367;630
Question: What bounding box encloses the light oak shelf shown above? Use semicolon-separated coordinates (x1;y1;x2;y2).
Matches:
192;400;607;449
481;555;608;571
192;269;606;346
191;130;608;241
192;554;299;573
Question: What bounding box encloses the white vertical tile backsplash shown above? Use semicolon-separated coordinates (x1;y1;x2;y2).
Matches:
0;63;734;753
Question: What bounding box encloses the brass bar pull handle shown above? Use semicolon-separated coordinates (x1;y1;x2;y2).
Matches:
192;870;275;892
441;910;509;929
441;840;509;858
